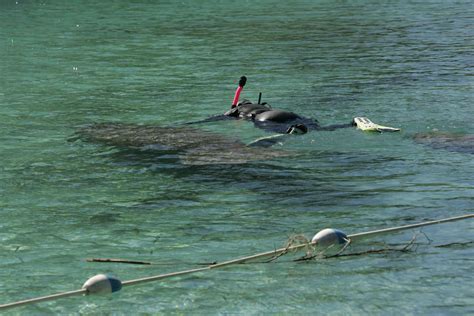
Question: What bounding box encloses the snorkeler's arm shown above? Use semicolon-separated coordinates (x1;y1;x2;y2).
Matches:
317;123;355;131
183;114;235;125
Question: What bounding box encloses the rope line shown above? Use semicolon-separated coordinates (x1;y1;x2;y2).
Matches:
1;213;472;311
0;289;86;310
348;213;474;240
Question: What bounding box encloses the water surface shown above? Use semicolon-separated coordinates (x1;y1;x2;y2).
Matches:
1;0;473;314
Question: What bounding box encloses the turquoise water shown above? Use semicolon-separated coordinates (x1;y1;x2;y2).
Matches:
1;0;473;314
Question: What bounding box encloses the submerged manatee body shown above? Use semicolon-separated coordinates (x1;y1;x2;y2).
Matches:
413;132;474;154
75;123;290;165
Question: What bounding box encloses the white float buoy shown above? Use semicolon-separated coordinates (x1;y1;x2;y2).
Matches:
82;274;122;295
311;228;350;255
311;228;348;246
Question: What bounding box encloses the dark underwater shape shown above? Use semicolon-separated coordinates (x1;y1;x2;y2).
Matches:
413;132;474;154
75;123;291;165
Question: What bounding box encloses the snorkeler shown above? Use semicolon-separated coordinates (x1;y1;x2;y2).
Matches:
188;76;400;135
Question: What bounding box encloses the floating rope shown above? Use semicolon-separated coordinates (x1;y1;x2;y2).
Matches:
86;258;153;265
1;213;472;311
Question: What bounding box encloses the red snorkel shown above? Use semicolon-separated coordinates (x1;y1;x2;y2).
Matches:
231;76;247;108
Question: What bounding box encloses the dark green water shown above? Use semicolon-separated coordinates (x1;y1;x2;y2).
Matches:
1;0;473;314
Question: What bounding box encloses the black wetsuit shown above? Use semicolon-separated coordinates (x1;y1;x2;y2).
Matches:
223;100;353;134
186;99;354;134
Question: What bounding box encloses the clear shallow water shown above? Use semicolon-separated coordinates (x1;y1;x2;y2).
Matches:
1;0;473;314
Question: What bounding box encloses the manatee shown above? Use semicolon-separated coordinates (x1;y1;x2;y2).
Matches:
74;123;291;165
413;132;474;154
